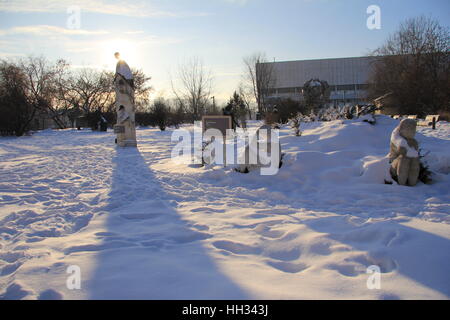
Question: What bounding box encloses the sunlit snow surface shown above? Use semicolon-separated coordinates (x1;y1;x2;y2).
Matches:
0;116;449;299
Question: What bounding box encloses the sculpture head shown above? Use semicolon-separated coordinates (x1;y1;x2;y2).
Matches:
398;119;417;139
114;52;120;60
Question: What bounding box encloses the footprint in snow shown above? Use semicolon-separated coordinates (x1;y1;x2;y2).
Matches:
265;247;301;261
308;242;333;256
326;253;397;277
94;232;118;237
0;282;31;300
378;293;401;300
0;251;26;263
326;263;365;277
119;213;163;220
188;223;210;231
254;224;285;239
38;289;63;300
347;253;397;273
0;261;23;276
267;261;309;274
212;240;262;255
170;231;212;244
191;207;225;214
64;240;135;254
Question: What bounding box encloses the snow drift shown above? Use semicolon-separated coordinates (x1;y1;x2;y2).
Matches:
0;116;449;299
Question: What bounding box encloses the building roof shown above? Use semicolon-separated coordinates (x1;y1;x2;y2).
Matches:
260;56;380;88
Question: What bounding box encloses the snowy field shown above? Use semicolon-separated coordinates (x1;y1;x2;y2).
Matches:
0;116;449;300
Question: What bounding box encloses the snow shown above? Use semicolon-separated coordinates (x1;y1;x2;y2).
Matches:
0;116;449;300
390;126;419;158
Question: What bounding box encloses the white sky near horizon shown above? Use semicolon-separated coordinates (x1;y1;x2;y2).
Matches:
0;0;449;103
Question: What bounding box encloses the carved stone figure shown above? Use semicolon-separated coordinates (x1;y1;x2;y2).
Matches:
389;119;420;186
114;52;137;147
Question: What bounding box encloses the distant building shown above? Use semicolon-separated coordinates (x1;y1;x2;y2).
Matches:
259;56;379;107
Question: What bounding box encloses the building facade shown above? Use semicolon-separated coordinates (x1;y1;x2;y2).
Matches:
260;56;379;106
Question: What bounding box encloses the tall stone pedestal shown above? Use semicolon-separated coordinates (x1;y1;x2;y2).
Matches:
114;75;137;147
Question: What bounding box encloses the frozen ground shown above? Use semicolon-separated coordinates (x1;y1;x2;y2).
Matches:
0;116;449;300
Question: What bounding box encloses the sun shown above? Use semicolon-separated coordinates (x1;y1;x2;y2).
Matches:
99;38;139;70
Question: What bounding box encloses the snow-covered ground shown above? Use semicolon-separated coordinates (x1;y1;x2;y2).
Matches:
0;116;449;300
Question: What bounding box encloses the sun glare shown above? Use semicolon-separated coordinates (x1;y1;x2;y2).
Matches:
100;39;139;70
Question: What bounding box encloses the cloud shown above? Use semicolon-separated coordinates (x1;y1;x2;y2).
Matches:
0;51;25;58
0;0;210;18
221;0;252;5
123;31;145;35
0;25;109;36
0;23;191;62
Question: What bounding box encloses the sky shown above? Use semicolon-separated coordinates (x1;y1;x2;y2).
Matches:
0;0;449;102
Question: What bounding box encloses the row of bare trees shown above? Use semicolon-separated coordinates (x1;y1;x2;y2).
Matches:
0;57;70;136
0;56;153;136
169;53;276;123
0;53;270;136
0;52;277;136
3;15;446;136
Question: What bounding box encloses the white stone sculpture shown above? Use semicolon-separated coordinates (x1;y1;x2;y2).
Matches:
114;52;137;147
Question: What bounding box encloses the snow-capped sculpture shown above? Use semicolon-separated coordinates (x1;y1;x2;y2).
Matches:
114;52;137;147
389;119;420;186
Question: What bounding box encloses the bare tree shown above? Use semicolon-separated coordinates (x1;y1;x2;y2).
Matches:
0;60;36;136
60;67;151;117
64;68;114;115
1;57;151;133
132;69;153;113
20;56;70;129
238;82;254;119
171;57;213;121
243;52;276;115
369;16;450;116
0;56;72;135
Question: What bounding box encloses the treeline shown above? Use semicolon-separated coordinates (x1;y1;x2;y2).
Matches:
368;16;450;117
2;17;448;136
0;55;247;136
0;56;152;136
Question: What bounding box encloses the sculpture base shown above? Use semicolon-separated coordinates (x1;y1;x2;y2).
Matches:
114;124;137;147
117;139;137;148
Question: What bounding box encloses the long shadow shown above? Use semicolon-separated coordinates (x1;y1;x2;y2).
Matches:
303;215;450;297
88;146;248;299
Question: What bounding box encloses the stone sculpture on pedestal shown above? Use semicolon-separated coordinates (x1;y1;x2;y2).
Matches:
114;52;137;147
389;119;420;186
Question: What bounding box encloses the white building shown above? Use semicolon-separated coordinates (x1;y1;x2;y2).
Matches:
259;56;379;106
